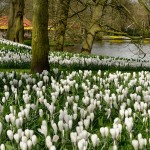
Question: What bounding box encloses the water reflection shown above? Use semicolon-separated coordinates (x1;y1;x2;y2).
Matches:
91;41;150;60
64;41;150;60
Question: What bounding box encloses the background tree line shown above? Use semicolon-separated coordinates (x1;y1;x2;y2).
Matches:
1;0;150;72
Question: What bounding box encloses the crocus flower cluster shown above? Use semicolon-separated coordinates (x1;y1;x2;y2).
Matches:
0;38;31;50
0;69;150;149
0;38;150;70
1;38;150;149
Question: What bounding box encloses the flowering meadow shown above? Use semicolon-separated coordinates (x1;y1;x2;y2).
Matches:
0;38;150;71
0;38;150;149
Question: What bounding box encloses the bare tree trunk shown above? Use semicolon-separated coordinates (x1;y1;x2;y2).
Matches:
81;3;102;54
54;0;71;51
6;0;24;43
31;0;50;73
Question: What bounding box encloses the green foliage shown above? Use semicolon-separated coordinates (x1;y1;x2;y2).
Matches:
24;39;32;46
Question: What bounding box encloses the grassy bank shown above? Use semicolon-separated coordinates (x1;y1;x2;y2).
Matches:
24;39;75;47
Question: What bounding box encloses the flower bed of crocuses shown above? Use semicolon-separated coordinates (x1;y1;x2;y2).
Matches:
0;45;150;71
1;38;150;149
0;69;150;150
0;38;31;50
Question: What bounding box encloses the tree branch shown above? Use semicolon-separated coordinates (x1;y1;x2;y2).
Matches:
68;5;88;18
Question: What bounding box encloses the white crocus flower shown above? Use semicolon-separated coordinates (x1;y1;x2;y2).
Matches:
26;85;30;91
43;75;49;83
0;144;5;150
78;139;88;150
10;115;16;125
25;129;30;139
125;117;133;133
110;128;116;140
104;127;109;137
50;145;56;150
75;95;79;102
100;127;105;137
76;126;83;135
19;80;22;87
53;68;58;74
47;103;55;115
58;120;63;132
38;120;48;137
127;99;131;106
4;85;9;91
16;118;23;128
80;130;89;141
91;134;100;147
90;113;94;122
117;124;122;134
7;130;13;141
139;138;145;150
51;122;58;135
125;110;129;118
52;135;59;142
132;140;139;150
83;119;90;129
29;130;34;139
70;132;77;144
64;123;69;131
31;135;37;146
42;86;46;93
113;144;118;150
46;136;52;149
22;136;28;143
14;133;20;143
37;81;43;88
24;108;30;119
73;113;77;120
138;133;142;141
31;104;36;111
39;109;44;117
68;120;73;129
73;104;78;113
2;97;6;103
9;106;13;114
144;138;147;146
20;142;27;150
5;91;9;100
27;140;32;150
110;128;120;140
17;128;23;138
128;108;132;116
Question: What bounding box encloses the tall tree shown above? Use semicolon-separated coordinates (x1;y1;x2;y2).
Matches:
54;0;71;51
31;0;50;73
81;0;102;53
81;0;142;54
6;0;24;43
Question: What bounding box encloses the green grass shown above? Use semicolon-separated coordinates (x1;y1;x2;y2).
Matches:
50;40;74;47
24;39;75;47
0;44;18;49
24;39;32;46
0;69;30;73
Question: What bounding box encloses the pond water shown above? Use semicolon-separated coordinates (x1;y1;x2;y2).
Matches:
64;41;150;60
